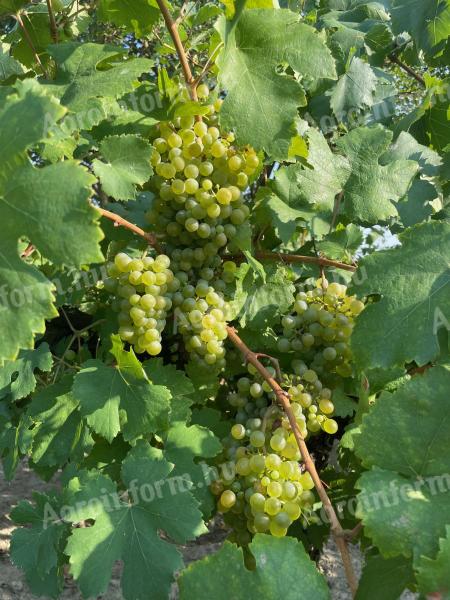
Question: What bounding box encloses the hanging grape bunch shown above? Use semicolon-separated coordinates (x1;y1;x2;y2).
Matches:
277;279;365;378
105;252;179;355
145;94;260;257
211;359;338;540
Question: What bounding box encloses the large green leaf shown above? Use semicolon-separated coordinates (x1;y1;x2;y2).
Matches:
296;128;350;213
330;56;377;119
381;131;442;177
416;526;450;597
143;358;194;422
0;43;24;82
72;337;171;442
390;0;450;56
355;555;415;600
43;43;153;112
355;366;450;562
3;162;103;266
0;79;65;181
337;125;418;223
93;134;153;200
350;221;450;369
98;0;160;36
26;376;93;467
164;422;222;514
179;534;330;599
10;492;68;598
216;9;336;159
0;343;52;401
65;441;206;600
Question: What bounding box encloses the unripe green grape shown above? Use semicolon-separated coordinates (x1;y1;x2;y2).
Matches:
168;132;182;148
211;140;226;157
207;203;221;218
220;490;236;509
197;83;210;99
184;178;199;194
264;497;281;516
250;493;266;511
249;431;265;448
194;121;208;137
147;341;162;356
322;418;338;434
231;424;246;440
184;163;199;178
270;435;286;452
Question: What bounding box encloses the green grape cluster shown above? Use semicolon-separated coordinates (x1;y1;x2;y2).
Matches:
145;99;259;254
211;364;336;540
277;280;365;378
105;252;179;356
173;277;230;369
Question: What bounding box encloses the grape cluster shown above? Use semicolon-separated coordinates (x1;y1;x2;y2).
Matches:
145;99;259;255
105;252;179;355
277;280;364;378
211;364;336;540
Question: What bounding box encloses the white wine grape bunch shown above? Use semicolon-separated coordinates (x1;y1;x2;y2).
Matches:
210;362;336;540
105;252;179;356
145;98;259;257
277;279;365;379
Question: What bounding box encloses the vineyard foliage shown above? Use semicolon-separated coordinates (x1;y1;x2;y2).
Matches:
0;0;449;598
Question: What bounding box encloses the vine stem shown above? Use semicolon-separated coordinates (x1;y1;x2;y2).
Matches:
96;207;162;251
226;326;359;597
46;0;59;43
234;251;357;272
388;53;425;87
155;0;198;101
15;12;49;77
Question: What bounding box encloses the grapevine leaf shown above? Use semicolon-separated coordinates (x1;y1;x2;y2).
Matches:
234;264;295;328
350;221;450;369
416;526;450;597
355;555;415;600
164;422;222;514
355;366;450;561
390;0;450;56
0;342;52;401
10;492;68;598
72;340;171;442
397;179;436;228
254;189;311;244
93;134;153;201
381;131;442;177
355;366;450;477
143;358;194;422
43;42;153;111
295;128;350;213
337;125;418;223
65;441;206;600
178;534;330;599
0;413;31;479
316;224;363;262
0;79;65;182
0;43;24;82
216;9;336;158
0;234;56;362
26;376;93;467
0;0;28;15
98;0;160;36
329;57;377;119
3;162;103;266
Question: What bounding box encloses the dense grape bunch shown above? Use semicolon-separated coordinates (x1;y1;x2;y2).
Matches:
277;280;365;379
210;362;338;540
105;252;179;355
145;98;259;256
